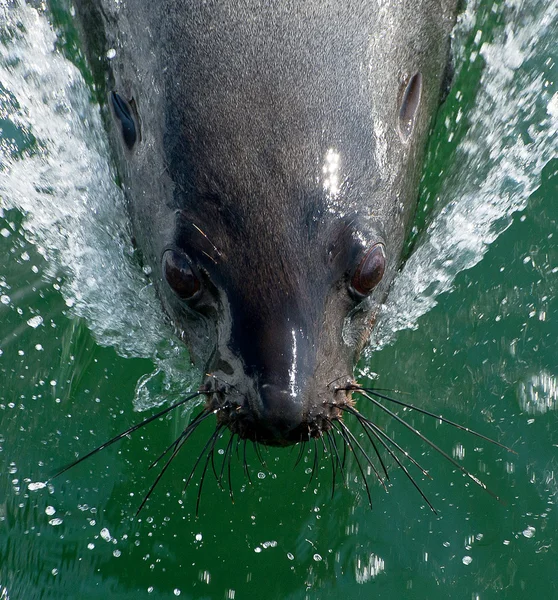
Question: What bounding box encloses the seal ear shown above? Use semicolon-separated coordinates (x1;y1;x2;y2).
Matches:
110;91;138;149
398;72;422;142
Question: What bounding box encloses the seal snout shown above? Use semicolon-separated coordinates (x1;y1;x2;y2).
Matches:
255;383;305;445
207;371;345;447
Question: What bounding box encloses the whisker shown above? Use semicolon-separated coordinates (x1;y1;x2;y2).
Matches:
183;425;224;492
235;435;241;460
345;405;431;480
210;439;222;490
149;408;214;470
340;422;348;470
320;434;328;455
253;440;267;468
136;442;184;515
344;405;437;513
191;222;223;259
326;374;352;388
219;432;235;502
51;391;204;480
338;419;387;491
324;420;346;482
325;430;337;499
205;373;248;402
196;427;224;516
355;390;502;501
308;438;319;486
337;404;390;483
354;387;515;453
294;440;306;469
218;431;233;485
135;418;214;516
227;435;235;502
358;386;411;395
332;420;373;508
243;439;252;484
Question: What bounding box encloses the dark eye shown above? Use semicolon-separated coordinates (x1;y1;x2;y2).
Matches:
111;91;137;149
398;72;422;142
351;244;386;298
162;250;201;300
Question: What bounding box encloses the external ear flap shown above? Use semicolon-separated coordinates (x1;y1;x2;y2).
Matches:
111;91;137;149
398;72;422;142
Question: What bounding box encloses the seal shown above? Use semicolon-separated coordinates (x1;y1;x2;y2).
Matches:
60;0;512;511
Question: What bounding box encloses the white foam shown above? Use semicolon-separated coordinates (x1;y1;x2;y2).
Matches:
373;0;558;349
0;2;192;409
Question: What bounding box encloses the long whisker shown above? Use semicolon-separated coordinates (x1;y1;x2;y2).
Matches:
184;425;224;492
340;421;348;471
136;420;207;516
51;391;204;480
308;438;319;486
243;439;252;484
218;431;232;485
343;405;437;513
135;414;220;515
196;427;225;516
253;440;267;468
149;408;214;470
136;441;184;515
235;435;242;460
355;389;502;501
352;387;515;453
210;437;222;490
325;430;337;499
219;432;235;502
324;420;346;483
227;436;235;502
294;440;306;469
332;420;373;508
335;403;390;483
345;405;431;480
319;434;329;455
338;419;387;491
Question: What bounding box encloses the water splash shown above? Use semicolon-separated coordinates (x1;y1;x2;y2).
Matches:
373;0;557;349
0;2;194;408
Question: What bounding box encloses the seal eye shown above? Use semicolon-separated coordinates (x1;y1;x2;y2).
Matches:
111;91;137;149
351;244;386;298
162;250;201;300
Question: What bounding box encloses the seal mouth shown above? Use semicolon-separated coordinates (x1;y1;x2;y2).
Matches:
202;376;348;447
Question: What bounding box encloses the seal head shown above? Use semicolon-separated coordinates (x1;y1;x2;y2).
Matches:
75;0;458;446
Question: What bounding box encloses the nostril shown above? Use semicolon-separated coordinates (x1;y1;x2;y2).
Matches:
259;383;304;436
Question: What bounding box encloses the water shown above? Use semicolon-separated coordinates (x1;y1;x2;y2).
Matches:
1;1;557;598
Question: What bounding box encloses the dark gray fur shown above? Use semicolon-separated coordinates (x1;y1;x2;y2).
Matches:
75;0;458;444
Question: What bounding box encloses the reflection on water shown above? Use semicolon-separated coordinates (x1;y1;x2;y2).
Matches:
518;372;558;415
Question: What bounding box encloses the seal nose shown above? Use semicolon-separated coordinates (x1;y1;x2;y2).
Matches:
258;383;304;443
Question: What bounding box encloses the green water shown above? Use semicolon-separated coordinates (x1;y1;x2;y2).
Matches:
1;1;557;598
